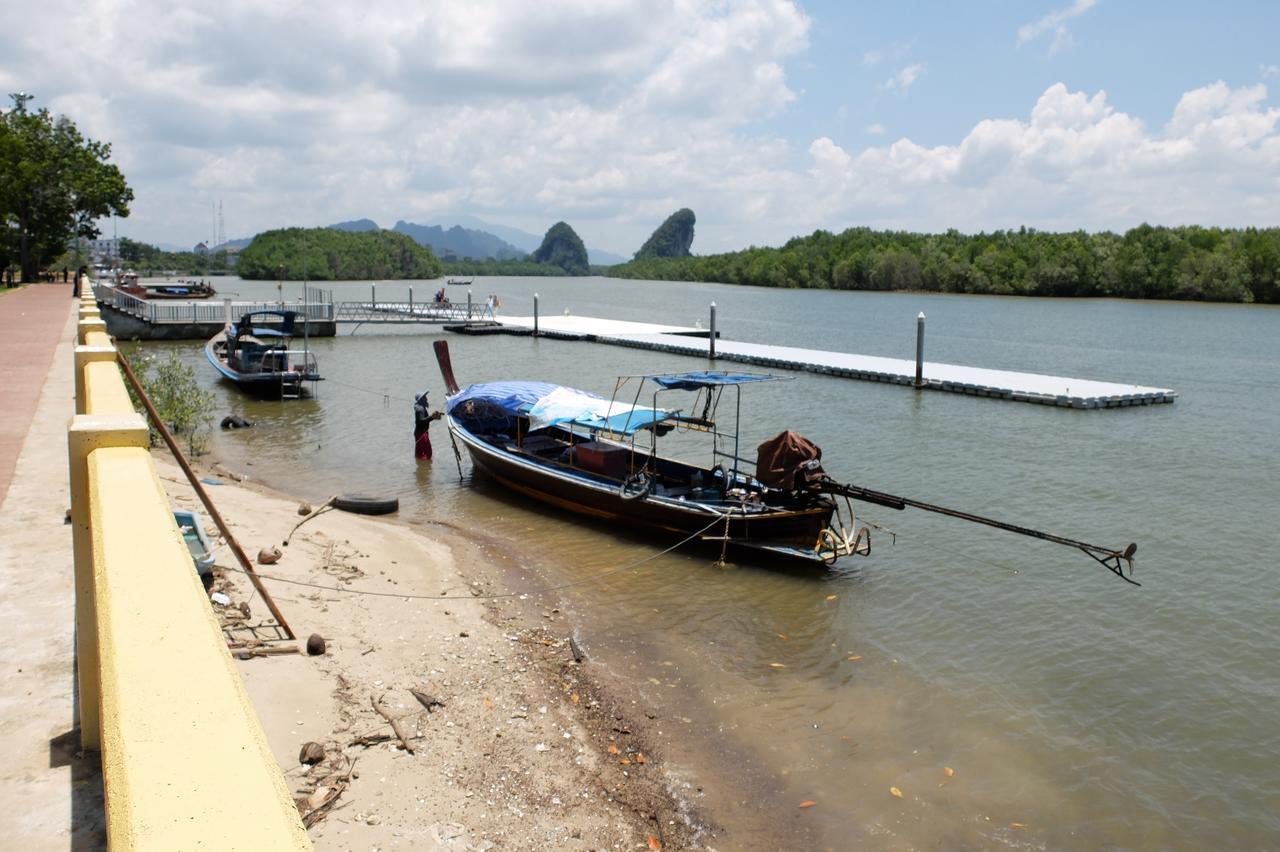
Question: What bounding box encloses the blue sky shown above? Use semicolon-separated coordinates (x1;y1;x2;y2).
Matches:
3;0;1278;255
781;1;1279;162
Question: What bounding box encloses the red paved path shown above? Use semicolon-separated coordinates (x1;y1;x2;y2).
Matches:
0;283;76;506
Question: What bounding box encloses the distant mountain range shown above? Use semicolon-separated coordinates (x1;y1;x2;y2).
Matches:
328;217;627;265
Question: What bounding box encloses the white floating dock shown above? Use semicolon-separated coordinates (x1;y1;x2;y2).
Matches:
483;315;1177;409
497;315;705;337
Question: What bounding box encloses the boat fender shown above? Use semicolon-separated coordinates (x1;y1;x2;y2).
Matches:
619;472;652;501
709;463;729;488
333;494;400;516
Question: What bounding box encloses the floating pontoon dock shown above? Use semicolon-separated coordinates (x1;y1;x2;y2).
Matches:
464;315;1177;410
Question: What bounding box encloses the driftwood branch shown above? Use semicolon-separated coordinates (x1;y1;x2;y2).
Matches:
301;757;358;828
371;694;416;754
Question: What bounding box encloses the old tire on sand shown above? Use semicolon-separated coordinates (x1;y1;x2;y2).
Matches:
333;494;400;516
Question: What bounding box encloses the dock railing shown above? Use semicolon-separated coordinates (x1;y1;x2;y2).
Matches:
92;279;335;325
69;286;311;849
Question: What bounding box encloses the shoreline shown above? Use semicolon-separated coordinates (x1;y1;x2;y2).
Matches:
156;450;718;849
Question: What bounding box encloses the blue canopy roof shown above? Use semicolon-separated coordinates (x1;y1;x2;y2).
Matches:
649;371;776;390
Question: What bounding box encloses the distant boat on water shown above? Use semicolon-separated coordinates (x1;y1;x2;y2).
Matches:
117;273;218;300
205;310;321;398
447;277;473;286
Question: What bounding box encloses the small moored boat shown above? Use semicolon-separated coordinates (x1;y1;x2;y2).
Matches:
205;310;322;398
118;274;218;300
432;341;1139;577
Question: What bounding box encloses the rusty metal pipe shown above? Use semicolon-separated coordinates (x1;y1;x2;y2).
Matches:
115;347;297;638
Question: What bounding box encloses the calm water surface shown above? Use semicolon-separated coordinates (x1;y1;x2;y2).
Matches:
150;276;1279;849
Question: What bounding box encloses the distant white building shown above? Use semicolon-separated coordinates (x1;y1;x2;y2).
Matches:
88;237;120;263
194;241;209;256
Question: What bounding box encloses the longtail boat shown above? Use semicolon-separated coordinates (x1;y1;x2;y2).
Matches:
432;342;1138;580
205;310;321;398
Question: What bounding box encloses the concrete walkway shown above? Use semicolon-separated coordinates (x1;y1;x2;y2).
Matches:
0;283;79;504
0;284;106;849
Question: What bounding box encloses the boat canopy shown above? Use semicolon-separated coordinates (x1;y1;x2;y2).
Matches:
649;371;777;390
448;381;671;436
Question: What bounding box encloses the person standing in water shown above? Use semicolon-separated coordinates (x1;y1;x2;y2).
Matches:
414;390;443;459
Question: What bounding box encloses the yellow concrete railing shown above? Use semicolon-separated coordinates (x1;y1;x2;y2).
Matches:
69;288;311;850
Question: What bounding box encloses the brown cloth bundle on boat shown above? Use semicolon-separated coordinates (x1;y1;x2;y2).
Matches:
755;430;826;491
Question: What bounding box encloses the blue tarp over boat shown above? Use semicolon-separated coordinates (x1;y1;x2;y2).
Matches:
448;381;670;436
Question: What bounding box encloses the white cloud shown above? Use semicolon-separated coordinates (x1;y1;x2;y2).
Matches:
878;63;925;96
1018;0;1099;52
861;41;912;67
4;0;811;252
798;81;1280;235
1261;64;1280;79
6;1;1280;255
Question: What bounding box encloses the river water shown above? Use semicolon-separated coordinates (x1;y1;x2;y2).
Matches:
148;275;1278;849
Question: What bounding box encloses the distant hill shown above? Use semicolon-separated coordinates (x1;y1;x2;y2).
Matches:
391;221;525;260
238;227;442;280
328;218;380;233
446;214;626;265
532;222;590;275
635;209;695;259
214;237;254;251
325;215;625;265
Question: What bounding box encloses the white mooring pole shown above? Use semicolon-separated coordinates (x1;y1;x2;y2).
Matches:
914;312;926;387
533;292;539;337
709;301;717;360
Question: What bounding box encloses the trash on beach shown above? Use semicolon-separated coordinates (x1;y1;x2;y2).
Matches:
199;477;223;486
299;741;325;765
890;786;904;798
257;546;282;565
210;592;231;605
410;689;445;713
798;800;817;808
306;633;326;656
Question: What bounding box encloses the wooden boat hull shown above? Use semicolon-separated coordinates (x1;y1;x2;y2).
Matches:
449;419;833;554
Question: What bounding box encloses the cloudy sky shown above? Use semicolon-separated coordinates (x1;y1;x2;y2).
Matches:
4;0;1279;255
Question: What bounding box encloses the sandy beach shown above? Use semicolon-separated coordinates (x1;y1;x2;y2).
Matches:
155;452;711;850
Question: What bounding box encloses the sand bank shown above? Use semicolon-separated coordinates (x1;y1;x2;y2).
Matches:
156;455;711;850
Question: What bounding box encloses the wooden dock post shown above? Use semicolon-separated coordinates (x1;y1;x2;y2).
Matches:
409;286;413;314
914;312;925;387
371;283;376;309
534;292;539;337
467;289;472;321
709;301;717;360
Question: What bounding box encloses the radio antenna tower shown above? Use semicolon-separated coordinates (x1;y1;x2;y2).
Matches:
217;200;226;248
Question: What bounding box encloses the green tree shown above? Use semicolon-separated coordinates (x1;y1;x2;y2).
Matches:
0;94;133;281
127;348;216;455
236;227;442;280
